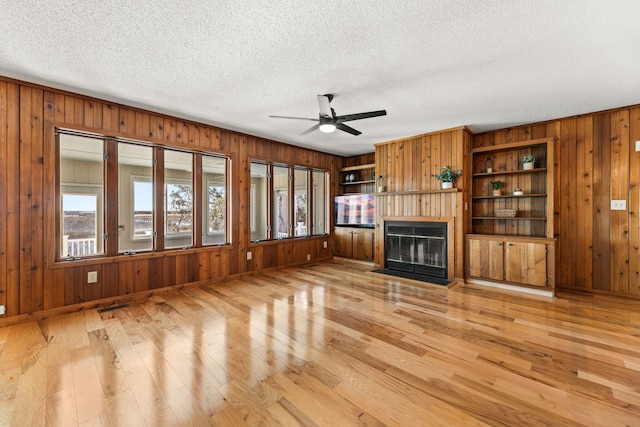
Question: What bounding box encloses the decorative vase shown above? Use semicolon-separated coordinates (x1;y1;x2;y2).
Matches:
523;162;534;170
442;182;453;189
492;189;502;196
485;157;493;173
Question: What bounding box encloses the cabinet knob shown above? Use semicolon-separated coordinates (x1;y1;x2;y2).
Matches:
507;243;514;246
497;242;503;246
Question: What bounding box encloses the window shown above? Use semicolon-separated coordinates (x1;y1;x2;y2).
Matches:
273;165;290;239
250;163;269;241
312;170;328;235
249;161;328;241
203;155;227;245
59;134;104;258
164;151;193;249
294;169;308;237
119;143;154;253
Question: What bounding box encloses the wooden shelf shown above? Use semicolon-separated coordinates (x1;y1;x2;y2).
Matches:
375;188;460;196
472;194;546;200
473;168;547;177
343;179;375;185
471;138;549;154
341;163;375;172
472;217;547;221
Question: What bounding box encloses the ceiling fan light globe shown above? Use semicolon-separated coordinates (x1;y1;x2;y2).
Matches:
319;123;336;133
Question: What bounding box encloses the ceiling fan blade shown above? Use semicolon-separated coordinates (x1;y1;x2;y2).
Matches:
336;123;361;136
336;110;387;123
269;115;318;122
317;95;333;118
300;123;320;135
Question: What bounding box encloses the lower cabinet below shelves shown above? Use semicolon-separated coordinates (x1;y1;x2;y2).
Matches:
466;234;555;290
335;227;374;261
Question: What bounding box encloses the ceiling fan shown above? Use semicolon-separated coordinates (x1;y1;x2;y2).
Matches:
269;94;387;136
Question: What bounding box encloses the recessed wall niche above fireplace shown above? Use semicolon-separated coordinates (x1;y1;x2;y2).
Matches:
377;221;452;285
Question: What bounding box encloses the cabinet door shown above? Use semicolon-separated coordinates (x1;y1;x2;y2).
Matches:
353;229;374;261
335;227;353;258
504;241;547;287
468;238;504;281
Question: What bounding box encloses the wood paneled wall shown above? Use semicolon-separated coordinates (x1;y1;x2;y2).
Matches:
474;107;640;297
374;127;472;279
0;78;339;321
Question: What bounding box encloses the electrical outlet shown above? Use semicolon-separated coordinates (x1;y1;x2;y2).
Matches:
0;305;5;315
323;241;328;249
611;200;627;211
635;141;640;152
87;271;98;283
307;254;311;261
246;251;252;260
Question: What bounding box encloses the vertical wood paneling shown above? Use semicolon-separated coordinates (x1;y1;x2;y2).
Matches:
558;119;577;287
30;88;45;311
610;110;630;294
592;113;611;291
19;86;34;313
374;128;470;278
629;107;640;295
0;82;8;314
575;116;594;289
476;106;640;298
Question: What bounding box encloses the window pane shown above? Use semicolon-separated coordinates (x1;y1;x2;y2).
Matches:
59;134;104;257
203;155;227;245
312;170;327;235
165;151;193;249
118;143;153;252
273;166;290;238
294;169;308;237
250;163;269;241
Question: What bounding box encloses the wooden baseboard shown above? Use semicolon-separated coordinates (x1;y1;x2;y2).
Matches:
0;257;333;327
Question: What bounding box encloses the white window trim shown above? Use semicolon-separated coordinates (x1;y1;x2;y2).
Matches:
61;183;104;256
130;175;153;241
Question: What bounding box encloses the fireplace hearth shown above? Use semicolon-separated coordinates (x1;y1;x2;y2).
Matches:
375;221;450;285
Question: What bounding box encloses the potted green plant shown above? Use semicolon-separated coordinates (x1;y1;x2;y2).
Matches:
433;166;463;189
521;154;536;170
490;180;503;196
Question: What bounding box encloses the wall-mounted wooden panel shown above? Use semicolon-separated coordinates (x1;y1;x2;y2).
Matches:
475;105;640;298
374;127;472;280
0;77;338;321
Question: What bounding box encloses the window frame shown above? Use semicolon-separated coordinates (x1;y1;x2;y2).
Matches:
249;160;329;243
54;128;232;262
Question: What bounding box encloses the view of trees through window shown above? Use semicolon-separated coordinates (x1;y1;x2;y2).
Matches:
166;183;193;234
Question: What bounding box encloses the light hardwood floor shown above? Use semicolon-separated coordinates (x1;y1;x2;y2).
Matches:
1;259;639;426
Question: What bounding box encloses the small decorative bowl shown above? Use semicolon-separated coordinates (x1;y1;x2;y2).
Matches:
513;189;524;196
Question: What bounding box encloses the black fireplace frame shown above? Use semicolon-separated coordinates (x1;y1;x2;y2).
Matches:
384;221;448;281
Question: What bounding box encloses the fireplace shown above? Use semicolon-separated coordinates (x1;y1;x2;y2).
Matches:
381;221;449;284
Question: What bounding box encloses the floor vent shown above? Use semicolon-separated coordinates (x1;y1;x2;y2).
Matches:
97;304;130;313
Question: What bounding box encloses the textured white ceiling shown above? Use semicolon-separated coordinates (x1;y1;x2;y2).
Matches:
2;1;640;156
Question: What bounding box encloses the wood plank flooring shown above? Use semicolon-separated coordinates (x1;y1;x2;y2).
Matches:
1;258;640;426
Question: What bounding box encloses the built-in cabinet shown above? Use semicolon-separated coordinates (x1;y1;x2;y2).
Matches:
335;227;374;261
467;235;553;288
466;137;556;293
